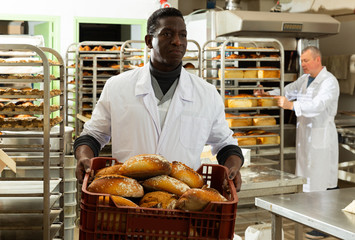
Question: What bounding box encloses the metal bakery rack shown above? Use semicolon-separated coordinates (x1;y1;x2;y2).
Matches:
0;44;65;239
202;37;286;169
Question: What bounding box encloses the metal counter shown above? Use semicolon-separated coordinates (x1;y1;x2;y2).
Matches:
255;187;355;240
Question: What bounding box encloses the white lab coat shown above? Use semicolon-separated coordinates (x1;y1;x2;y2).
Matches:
81;63;237;170
269;67;339;192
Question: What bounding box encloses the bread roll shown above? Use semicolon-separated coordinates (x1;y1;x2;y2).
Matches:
98;195;138;207
175;187;227;211
183;63;195;69
142;175;190;196
252;114;276;126
95;163;123;178
233;132;257;146
258;68;280;78
119;154;172;179
225;113;252;127
218;67;243;79
139;191;178;209
88;175;144;198
227;94;257;108
170;161;204;188
257;95;277;107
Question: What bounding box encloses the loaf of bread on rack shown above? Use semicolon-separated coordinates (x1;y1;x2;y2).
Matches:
142;175;190;197
256;132;280;145
243;70;258;78
170;161;204;188
225;113;252;127
257;95;278;107
175;187;227;211
226;94;257;108
139;191;178;209
88;175;144;198
119;154;172;180
252;114;276;126
233;132;257;146
218;67;243;79
257;67;280;78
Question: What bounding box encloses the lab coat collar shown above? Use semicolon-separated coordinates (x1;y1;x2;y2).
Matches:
135;62;194;102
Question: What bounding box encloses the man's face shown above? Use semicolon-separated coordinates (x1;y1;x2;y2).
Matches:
301;50;320;77
146;16;187;71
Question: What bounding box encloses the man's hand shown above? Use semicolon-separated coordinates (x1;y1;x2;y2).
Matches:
223;155;243;192
75;158;92;184
75;145;95;184
253;84;268;96
274;96;293;110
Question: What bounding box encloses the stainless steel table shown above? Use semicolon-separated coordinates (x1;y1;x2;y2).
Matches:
255;187;355;240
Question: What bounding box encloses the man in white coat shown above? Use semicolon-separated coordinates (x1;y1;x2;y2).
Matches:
255;46;339;238
74;8;244;191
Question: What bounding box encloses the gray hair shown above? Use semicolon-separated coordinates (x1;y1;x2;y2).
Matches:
302;46;322;59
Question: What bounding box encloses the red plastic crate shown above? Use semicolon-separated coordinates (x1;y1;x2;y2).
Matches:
79;157;238;240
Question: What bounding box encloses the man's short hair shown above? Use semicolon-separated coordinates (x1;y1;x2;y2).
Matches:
147;7;184;36
302;46;322;59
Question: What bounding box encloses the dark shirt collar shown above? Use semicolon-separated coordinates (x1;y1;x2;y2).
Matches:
149;61;182;94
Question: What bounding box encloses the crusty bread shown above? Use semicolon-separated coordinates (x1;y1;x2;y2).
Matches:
98;195;138;207
183;63;195;69
95;163;123;178
252;114;276;126
139;191;178;209
175;187;227;211
243;70;257;78
225;113;252;127
119;154;172;180
170;161;204;188
142;175;190;196
88;175;144;198
227;94;257;108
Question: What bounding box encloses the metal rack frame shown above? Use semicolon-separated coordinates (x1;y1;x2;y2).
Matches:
0;44;65;240
202;37;285;170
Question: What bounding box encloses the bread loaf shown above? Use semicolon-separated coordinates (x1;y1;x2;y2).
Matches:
218;67;243;79
170;161;204;188
98;195;138;207
175;187;227;211
95;163;122;178
258;68;280;78
225;113;252;127
257;95;277;107
252;114;276;126
139;191;178;209
233;132;257;146
119;154;172;179
142;175;190;196
227;94;257;108
88;175;144;198
257;132;280;145
243;70;257;78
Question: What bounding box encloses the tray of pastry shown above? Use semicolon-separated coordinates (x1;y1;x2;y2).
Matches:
0;88;62;98
0;102;60;113
0;116;62;130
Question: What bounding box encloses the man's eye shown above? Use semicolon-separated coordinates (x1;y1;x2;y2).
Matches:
180;33;187;38
163;32;172;37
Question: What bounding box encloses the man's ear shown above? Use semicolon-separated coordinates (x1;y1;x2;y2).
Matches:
145;35;153;49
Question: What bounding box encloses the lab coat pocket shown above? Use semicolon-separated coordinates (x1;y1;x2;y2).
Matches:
311;128;326;149
180;115;209;149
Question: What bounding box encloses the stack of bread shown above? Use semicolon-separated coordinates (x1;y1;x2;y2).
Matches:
252;114;276;126
86;154;228;212
226;94;257;108
218;67;280;79
233;130;280;146
225;113;252;127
